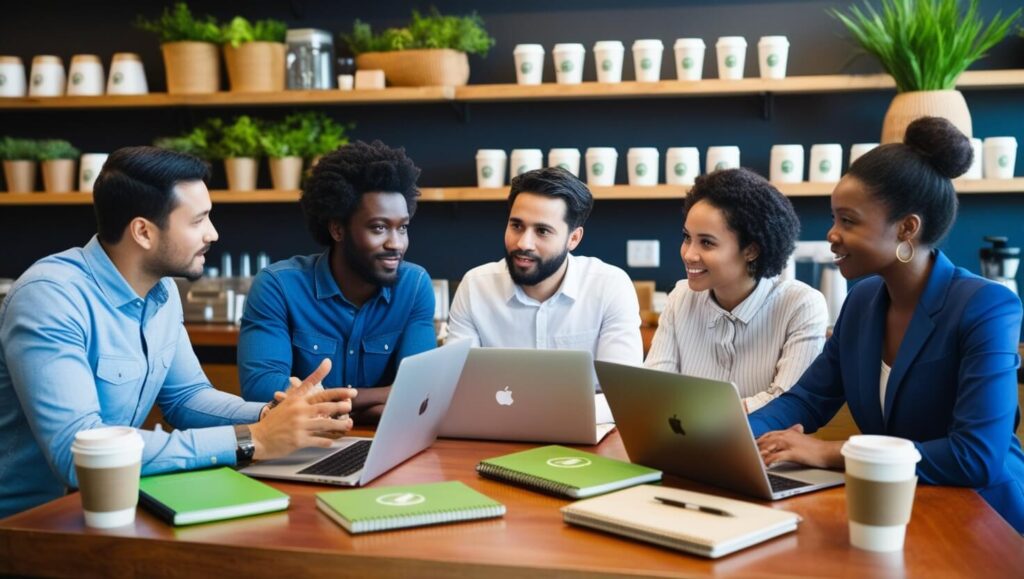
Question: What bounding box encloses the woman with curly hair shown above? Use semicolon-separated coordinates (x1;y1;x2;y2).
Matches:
645;167;828;413
751;117;1024;533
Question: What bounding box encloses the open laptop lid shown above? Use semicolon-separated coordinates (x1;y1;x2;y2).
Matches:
439;348;605;444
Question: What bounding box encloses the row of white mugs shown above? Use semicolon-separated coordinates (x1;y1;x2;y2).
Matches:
513;36;790;85
0;55;149;98
475;138;1019;188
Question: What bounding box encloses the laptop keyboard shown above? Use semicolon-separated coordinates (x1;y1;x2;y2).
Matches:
768;473;812;493
297;440;372;477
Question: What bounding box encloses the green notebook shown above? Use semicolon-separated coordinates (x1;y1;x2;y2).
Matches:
477;445;662;498
316;481;505;534
139;467;289;526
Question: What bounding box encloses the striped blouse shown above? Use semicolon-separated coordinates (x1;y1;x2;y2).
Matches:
644;276;828;413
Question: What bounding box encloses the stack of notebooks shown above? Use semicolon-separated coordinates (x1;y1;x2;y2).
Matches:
316;481;505;534
562;485;802;558
139;467;289;526
476;445;661;498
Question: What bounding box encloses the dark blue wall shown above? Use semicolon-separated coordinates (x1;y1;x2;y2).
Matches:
2;0;1023;293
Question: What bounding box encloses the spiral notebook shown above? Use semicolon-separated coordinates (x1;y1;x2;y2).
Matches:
138;467;289;526
316;481;505;534
476;445;661;499
562;485;801;558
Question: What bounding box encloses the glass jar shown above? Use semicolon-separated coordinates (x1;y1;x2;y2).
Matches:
286;28;334;90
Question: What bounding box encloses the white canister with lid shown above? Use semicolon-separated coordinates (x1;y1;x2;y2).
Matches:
593;41;625;84
631;39;664;83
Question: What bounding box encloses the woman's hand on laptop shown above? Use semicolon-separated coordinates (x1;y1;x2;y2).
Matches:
756;424;845;470
249;359;357;460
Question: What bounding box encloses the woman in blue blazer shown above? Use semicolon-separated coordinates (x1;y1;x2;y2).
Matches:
749;117;1024;533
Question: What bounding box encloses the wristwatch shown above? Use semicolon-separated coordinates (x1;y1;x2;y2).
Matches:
233;424;256;467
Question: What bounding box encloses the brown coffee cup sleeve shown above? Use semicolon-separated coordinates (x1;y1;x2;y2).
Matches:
75;463;141;513
845;474;917;526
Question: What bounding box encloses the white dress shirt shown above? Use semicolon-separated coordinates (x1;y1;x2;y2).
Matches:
644;276;827;413
447;254;643;366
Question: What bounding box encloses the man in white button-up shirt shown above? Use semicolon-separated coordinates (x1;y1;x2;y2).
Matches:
447;167;643;366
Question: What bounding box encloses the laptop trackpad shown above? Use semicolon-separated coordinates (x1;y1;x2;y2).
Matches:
770;462;844;484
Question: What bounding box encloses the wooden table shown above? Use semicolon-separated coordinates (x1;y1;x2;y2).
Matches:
1;432;1021;578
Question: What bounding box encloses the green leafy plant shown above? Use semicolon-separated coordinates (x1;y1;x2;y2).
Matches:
154;125;214;158
343;9;495;56
260;112;352;159
221;16;287;48
211;116;264;159
0;137;40;161
136;2;221;44
37;140;80;161
306;114;352;158
831;0;1021;92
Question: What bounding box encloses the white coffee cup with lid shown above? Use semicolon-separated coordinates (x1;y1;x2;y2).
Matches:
983;137;1017;179
79;153;109;192
810;144;843;182
548;148;581;176
585;147;618;186
627;147;660;186
107;53;148;95
0;56;27;97
631;39;664;83
28;55;65;97
963;138;983;179
476;149;507;188
510;149;543;181
706;146;740;173
715;36;747;80
841;435;922;552
757;36;790;79
72;426;145;529
665;147;700;185
67;54;105;96
770;144;804;183
673;39;705;81
553;43;585;85
593;41;625;84
513;44;545;85
849;143;879;168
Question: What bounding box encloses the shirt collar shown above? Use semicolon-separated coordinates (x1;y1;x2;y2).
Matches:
82;235;168;308
505;253;579;305
314;249;392;305
704;276;774;327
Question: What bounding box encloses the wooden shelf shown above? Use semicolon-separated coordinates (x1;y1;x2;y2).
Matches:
5;179;1023;206
1;70;1021;110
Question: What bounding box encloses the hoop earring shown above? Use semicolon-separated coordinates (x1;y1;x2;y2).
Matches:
896;240;915;263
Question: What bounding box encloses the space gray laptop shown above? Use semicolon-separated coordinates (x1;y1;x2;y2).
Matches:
596;361;845;500
438;348;616;445
241;339;472;486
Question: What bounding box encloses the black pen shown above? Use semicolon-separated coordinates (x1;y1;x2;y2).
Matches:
655;496;734;517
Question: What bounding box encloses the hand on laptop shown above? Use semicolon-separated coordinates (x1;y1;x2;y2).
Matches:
249;359;358;460
756;424;845;470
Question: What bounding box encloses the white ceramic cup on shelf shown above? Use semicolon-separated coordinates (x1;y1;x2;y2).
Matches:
553;43;585;85
770;144;805;183
715;36;747;80
66;54;105;96
983;137;1017;179
706;146;740;173
849;143;879;168
627;147;660;186
513;44;545;85
665;147;700;185
79;153;109;192
0;56;28;97
476;149;507;188
593;41;624;84
757;36;790;80
963;138;983;180
631;39;664;83
548;148;582;176
28;55;65;97
337;74;354;90
585;147;618;186
107;53;148;95
841;435;922;552
810;144;843;182
510;149;544;181
673;38;705;81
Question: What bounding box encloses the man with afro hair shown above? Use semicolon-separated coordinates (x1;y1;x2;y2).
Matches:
238;141;436;422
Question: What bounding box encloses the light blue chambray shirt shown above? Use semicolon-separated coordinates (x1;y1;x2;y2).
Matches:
0;236;263;518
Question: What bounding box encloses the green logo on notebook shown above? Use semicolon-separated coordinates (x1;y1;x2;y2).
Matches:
674;162;687;176
819;159;832;173
601;59;613;72
725;55;737;68
591;162;604;176
482;166;494;179
560;60;573;73
999;155;1010;168
682;57;694;70
767;54;779;67
641;57;653;70
520;61;533;75
781;160;794;174
547;457;592;468
376;492;426;507
635;162;648;177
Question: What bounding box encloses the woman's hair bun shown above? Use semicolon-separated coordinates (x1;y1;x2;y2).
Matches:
903;116;973;179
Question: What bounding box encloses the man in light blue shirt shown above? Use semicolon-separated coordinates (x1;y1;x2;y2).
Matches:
239;141;436;422
0;147;355;518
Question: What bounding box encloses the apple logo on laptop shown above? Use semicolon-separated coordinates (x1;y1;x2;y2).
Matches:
668;414;686;435
419;397;429;415
495;386;514;406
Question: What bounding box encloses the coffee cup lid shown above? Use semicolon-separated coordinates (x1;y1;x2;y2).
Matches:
666;146;698;155
549;148;581;155
72;426;144;454
593;40;624;51
513;44;545;54
983;136;1018;147
511;148;543;157
632;39;664;50
772;144;804;151
841;435;922;465
674;38;706;49
811;143;843;151
586;147;618;156
627;147;660;156
32;55;62;65
476;149;507;159
553;43;585;53
708;145;740;153
758;35;790;45
716;36;747;47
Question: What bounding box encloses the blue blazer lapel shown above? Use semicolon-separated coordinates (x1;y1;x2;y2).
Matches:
859;283;888;432
883;252;955;426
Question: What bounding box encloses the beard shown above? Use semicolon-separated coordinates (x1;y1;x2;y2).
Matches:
151;241;209;281
344;231;402;287
505;247;569;286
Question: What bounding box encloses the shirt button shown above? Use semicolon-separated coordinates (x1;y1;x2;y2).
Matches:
313;344;319;351
349;350;355;355
211;456;218;464
384;344;389;351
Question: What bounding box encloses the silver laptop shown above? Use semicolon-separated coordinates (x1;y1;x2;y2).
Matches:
439;348;616;445
241;339;472;486
596;361;845;500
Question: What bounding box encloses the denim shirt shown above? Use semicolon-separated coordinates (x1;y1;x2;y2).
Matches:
238;253;437;402
0;236;263;518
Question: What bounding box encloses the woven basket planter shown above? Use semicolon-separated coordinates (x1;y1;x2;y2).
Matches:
3;160;37;193
224;42;286;92
881;90;972;144
355;49;470;87
162;42;220;94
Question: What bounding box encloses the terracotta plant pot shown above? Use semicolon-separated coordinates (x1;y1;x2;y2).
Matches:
223;42;285;92
2;160;37;193
224;157;258;191
881;90;972;144
268;156;303;190
41;159;76;193
355;49;470;87
162;42;220;94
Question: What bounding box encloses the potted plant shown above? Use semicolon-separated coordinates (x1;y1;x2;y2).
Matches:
211;116;263;191
137;2;222;94
302;113;351;168
261;112;352;188
0;137;39;193
221;16;287;92
153;125;213;159
832;0;1020;143
38;139;80;193
342;9;495;87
